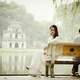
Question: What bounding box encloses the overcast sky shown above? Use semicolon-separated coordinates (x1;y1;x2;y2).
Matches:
5;0;53;22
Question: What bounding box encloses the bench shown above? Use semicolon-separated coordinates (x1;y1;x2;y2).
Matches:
45;42;80;77
45;56;80;77
55;56;75;64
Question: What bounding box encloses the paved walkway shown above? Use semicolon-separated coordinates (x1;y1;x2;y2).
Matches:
0;76;80;80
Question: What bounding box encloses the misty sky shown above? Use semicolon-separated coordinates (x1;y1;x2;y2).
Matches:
4;0;53;22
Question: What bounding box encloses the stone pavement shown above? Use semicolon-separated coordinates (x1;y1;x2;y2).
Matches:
0;76;80;80
0;64;80;80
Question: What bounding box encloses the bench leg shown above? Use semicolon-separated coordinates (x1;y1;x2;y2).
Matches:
45;61;54;77
50;63;54;78
72;63;79;75
45;64;49;77
45;61;51;77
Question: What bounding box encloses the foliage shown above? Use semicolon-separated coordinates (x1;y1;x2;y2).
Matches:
0;1;50;48
71;1;80;15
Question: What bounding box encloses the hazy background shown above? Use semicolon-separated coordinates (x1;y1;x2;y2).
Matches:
0;0;80;48
0;0;80;75
0;0;54;48
1;0;53;22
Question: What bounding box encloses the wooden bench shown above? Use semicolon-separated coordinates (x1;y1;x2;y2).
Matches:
45;42;80;77
45;56;80;77
55;56;77;64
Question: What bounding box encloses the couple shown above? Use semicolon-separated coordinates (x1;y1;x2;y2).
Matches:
26;25;80;77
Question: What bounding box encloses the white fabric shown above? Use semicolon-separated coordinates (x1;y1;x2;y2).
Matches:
48;36;62;44
29;50;44;74
28;36;62;74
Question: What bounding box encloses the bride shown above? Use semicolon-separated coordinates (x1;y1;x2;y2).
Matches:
26;24;62;77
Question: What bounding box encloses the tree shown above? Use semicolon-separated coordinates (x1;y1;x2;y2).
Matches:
0;1;50;48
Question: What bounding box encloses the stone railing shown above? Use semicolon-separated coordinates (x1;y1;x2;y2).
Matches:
0;48;41;74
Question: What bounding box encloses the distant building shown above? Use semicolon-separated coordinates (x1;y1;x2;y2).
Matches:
2;22;26;48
